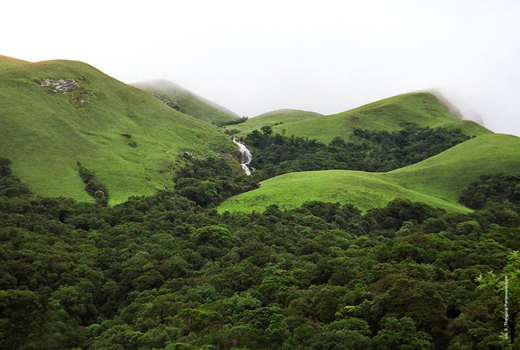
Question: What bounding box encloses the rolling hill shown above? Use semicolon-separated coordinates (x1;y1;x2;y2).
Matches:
1;55;509;213
132;80;239;125
0;56;233;204
225;92;491;142
223;109;323;136
384;133;520;203
218;133;520;213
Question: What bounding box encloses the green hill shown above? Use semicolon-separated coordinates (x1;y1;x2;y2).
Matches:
226;93;491;142
384;133;520;203
223;109;322;136
218;134;520;213
0;56;233;204
132;80;239;125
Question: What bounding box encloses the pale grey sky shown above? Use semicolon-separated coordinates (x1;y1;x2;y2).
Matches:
3;0;520;135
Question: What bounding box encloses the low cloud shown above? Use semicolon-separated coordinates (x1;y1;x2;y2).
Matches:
2;0;519;135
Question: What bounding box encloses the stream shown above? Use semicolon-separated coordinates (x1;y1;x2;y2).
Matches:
232;137;253;175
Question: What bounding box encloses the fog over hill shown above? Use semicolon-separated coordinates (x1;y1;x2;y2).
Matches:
132;79;240;121
2;0;519;136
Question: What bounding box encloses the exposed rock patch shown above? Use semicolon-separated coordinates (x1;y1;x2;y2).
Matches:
152;93;179;110
39;79;78;93
183;151;206;160
39;78;91;107
215;150;232;160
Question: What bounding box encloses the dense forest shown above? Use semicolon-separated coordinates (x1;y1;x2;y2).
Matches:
243;125;470;180
1;146;519;350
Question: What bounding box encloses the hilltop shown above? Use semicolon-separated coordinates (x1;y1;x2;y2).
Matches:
225;92;490;142
224;109;322;135
133;79;239;125
218;133;520;213
0;57;233;204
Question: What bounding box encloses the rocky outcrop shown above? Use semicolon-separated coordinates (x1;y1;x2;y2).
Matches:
215;150;232;160
39;79;78;93
152;93;179;110
39;78;90;107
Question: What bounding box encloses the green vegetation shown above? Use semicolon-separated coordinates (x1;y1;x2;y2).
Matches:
219;170;471;213
0;158;31;198
3;54;520;349
386;133;520;203
218;116;248;127
244;124;470;180
226;93;490;142
77;162;109;206
223;109;322;136
173;155;257;207
0;58;233;204
133;80;240;125
459;173;520;210
1;160;518;349
219;134;520;213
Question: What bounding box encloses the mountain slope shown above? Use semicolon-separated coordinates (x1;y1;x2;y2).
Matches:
385;133;520;203
0;57;232;204
218;134;520;213
226;93;491;142
133;80;239;124
223;109;323;136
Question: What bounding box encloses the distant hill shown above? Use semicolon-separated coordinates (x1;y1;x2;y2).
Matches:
0;56;232;204
133;80;239;125
223;109;323;135
225;92;491;142
218;134;520;213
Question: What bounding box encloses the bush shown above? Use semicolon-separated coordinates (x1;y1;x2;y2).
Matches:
77;162;109;206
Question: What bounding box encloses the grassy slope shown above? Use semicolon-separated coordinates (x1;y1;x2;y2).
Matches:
222;109;323;136
218;134;520;213
385;133;520;202
226;93;491;143
132;80;239;125
218;170;471;213
0;57;232;204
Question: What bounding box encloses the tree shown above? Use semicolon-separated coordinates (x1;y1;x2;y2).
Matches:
260;126;273;135
372;317;434;350
476;251;520;348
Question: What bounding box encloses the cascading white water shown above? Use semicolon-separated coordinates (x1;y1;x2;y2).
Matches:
505;275;510;342
232;137;253;175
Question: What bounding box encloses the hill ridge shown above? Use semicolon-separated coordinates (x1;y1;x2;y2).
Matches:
254;108;323;118
225;92;491;141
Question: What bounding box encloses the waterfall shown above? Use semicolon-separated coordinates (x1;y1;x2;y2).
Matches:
505;275;510;342
232;137;253;175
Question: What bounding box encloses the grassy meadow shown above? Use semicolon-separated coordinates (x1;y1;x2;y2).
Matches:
218;170;471;213
0;56;233;204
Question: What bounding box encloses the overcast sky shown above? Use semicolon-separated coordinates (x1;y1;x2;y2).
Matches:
3;0;519;135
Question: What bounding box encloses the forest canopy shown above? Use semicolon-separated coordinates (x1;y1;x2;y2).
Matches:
1;155;518;349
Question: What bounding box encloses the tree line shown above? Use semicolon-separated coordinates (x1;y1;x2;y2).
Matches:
243;125;470;181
